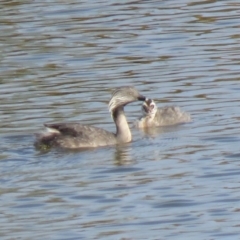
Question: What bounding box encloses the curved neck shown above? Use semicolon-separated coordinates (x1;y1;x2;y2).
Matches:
112;107;131;143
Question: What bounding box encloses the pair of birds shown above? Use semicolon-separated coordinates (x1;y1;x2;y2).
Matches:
35;86;191;149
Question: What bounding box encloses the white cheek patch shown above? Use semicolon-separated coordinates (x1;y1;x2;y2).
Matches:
46;127;60;134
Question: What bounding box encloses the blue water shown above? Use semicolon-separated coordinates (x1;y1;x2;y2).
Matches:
1;0;240;239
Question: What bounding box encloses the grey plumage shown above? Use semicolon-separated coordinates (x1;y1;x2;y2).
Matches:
136;98;191;128
35;86;146;149
109;86;146;112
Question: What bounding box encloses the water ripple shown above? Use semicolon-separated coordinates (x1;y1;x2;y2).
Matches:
1;0;240;239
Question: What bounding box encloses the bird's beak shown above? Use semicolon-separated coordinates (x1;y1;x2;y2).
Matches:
138;95;146;101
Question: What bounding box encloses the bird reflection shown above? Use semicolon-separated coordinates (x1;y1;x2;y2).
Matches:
139;124;184;138
113;145;134;166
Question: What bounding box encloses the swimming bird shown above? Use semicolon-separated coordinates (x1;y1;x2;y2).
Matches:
35;86;146;149
136;98;191;128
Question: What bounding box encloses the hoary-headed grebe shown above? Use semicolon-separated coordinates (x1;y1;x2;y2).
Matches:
35;86;146;149
136;98;191;128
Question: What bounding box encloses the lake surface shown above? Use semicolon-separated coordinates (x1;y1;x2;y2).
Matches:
1;0;240;239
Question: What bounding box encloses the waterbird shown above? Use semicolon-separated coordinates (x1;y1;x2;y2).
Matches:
136;98;191;128
35;86;146;149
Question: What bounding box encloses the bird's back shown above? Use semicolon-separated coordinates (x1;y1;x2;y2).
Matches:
154;106;191;126
35;123;117;149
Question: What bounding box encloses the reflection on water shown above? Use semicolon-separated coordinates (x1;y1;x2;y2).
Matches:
113;145;134;166
1;0;240;239
138;124;188;138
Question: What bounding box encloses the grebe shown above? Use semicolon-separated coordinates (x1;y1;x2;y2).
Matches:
35;86;146;149
136;98;191;128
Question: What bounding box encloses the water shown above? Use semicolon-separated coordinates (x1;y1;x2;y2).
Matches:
1;0;240;239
